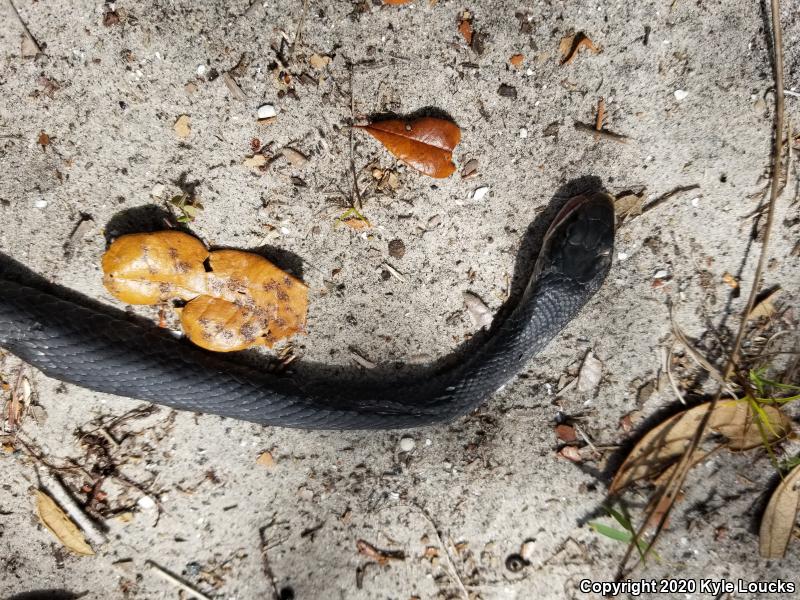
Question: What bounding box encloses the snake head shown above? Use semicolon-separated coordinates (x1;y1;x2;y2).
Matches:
533;192;615;289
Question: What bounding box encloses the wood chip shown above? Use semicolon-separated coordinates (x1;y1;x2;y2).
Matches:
173;115;191;138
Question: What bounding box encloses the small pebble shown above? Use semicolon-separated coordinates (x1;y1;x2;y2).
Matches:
34;199;48;209
258;104;277;120
472;186;489;201
399;436;415;452
196;64;207;77
137;495;156;510
691;197;700;207
388;238;406;258
653;269;669;279
617;251;628;261
519;127;528;139
150;184;166;199
674;89;688;101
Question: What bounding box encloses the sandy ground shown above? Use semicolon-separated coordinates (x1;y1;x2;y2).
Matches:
1;0;799;598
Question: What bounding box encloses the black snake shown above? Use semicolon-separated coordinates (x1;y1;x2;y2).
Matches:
0;193;615;430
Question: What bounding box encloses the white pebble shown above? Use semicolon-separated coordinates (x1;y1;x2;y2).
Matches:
674;89;688;101
34;199;48;209
425;438;432;446
257;103;277;119
196;64;207;76
617;251;628;261
137;495;156;510
691;197;700;207
519;127;528;139
472;186;489;201
399;436;416;452
653;269;669;279
150;184;166;199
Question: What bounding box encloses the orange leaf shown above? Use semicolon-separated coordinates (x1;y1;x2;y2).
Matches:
458;19;473;45
509;53;524;67
559;32;599;65
102;232;307;352
384;0;411;4
355;117;461;178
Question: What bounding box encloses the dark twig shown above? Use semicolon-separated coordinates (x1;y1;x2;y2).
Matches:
640;184;701;215
574;121;629;144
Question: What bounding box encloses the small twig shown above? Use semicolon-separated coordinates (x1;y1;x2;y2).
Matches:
574;121;629;143
146;560;212;600
6;0;41;55
347;62;363;210
259;523;282;600
288;0;310;61
36;466;108;547
381;262;407;283
594;97;605;140
640;184;700;215
348;347;376;369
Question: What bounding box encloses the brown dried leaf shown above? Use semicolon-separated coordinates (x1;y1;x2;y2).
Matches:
355;117;461;178
610;400;792;494
341;216;371;230
559;32;599;65
556;424;577;443
243;154;268;168
614;190;645;220
102;232;308;351
37;131;50;149
722;272;739;289
558;445;582;462
356;539;405;565
748;288;781;320
458;17;474;45
174;114;191;138
256;451;275;467
509;53;524;67
760;464;800;558
309;53;332;69
36;490;94;556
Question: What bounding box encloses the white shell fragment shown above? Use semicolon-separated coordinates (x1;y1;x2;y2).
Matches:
577;350;602;394
399;437;416;452
674;89;688;101
463;291;493;329
472;186;489;201
257;104;277;120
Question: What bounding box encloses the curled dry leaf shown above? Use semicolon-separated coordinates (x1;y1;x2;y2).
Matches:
356;539;405;565
102;231;307;352
610;400;792;494
614;190;645;221
559;32;599;65
748;288;781;321
759;464;800;558
36;490;94;556
355;117;461;178
457;11;474;45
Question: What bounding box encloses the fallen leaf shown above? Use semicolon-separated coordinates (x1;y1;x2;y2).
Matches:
457;12;473;45
21;35;39;58
509;53;524;67
460;158;478;179
614;190;645;220
341;216;371;230
174;114;191;138
355;117;460;178
257;451;275;467
309;53;332;69
559;32;599;65
356;539;405;565
558;446;582;462
760;464;800;558
281;147;308;167
463;291;492;329
243;154;268;168
610;400;792;494
37;130;50;149
36;490;94;556
556;424;577;443
722;272;739;289
577;351;602;394
384;0;411;4
103;231;308;351
748;288;781;320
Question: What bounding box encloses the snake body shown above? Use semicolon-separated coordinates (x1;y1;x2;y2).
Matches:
0;193;614;430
